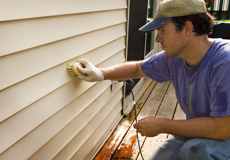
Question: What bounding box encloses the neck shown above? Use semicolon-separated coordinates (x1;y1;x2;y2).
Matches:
182;35;212;67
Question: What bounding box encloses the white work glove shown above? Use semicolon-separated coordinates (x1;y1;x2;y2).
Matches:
76;59;104;82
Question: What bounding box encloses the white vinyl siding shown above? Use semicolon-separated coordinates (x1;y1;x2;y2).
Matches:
0;1;127;160
0;0;127;21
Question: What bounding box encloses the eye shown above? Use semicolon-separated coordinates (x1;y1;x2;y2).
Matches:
157;28;165;34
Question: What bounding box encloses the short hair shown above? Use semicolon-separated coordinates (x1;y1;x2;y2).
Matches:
171;13;215;36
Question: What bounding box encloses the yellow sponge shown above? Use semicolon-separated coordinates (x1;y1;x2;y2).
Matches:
66;62;85;76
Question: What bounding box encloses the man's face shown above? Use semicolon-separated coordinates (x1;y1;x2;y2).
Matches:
155;20;188;58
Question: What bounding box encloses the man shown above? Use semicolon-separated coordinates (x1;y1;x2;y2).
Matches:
75;0;230;159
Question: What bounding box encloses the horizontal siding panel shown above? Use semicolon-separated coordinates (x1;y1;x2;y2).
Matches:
97;49;126;69
0;82;123;160
0;9;126;57
0;81;110;160
53;90;123;160
71;101;123;160
0;79;95;155
0;51;126;154
0;0;127;21
0;37;126;122
0;23;126;90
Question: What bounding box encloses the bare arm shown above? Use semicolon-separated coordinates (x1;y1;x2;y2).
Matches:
100;61;147;81
76;59;146;82
134;116;230;140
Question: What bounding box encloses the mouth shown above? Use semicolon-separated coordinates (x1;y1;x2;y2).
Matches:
160;44;165;50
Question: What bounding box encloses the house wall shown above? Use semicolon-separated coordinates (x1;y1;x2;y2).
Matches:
0;1;128;159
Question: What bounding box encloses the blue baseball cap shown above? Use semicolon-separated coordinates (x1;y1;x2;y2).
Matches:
139;17;171;32
139;0;207;32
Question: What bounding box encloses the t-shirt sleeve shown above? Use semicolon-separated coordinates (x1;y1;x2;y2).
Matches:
140;51;172;83
210;62;230;117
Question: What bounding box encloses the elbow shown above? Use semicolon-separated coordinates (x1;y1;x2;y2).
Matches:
218;134;230;141
207;128;230;140
212;130;230;141
217;127;230;140
209;117;230;140
209;134;229;141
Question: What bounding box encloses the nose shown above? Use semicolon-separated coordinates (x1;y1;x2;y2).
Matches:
155;32;161;43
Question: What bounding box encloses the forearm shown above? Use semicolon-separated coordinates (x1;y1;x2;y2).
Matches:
100;61;146;81
161;116;230;140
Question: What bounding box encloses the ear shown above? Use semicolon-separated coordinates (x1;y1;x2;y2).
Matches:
184;20;193;36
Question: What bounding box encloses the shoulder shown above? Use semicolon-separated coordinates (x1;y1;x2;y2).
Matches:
213;38;230;46
142;51;181;64
211;38;230;54
209;39;230;68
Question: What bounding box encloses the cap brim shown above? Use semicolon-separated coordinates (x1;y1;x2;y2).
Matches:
139;17;171;32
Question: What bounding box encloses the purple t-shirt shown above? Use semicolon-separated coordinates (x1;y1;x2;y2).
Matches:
141;39;230;119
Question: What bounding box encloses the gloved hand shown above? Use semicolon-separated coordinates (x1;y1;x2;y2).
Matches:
76;59;104;82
